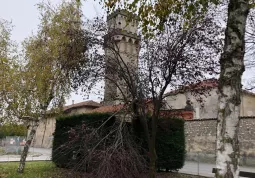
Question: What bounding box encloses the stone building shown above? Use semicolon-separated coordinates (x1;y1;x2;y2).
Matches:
104;10;140;105
164;79;255;166
165;79;255;119
29;100;101;148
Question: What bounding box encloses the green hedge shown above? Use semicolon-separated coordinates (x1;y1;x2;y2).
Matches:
0;123;27;138
52;113;115;169
156;117;185;171
52;114;185;172
134;117;185;171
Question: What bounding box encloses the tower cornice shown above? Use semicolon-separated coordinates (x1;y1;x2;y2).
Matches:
104;29;141;42
107;9;139;21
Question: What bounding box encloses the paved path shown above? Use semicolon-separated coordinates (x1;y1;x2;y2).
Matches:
29;147;52;155
180;161;255;177
1;148;254;177
0;147;51;162
0;155;51;162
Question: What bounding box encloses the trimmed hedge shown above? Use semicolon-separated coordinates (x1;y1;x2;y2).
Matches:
156;117;185;171
134;117;185;171
52;113;115;169
0;123;27;138
52;113;185;172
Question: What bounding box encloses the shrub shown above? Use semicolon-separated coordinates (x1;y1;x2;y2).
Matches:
0;123;27;138
52;113;185;173
133;117;185;171
156;117;185;171
52;113;115;169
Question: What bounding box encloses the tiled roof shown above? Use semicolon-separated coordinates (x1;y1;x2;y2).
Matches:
64;100;102;112
86;104;124;113
166;78;218;96
242;90;255;96
165;78;255;96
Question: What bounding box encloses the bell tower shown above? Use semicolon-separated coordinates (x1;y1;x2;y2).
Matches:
104;10;140;105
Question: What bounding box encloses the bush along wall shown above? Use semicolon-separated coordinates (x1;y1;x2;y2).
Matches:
52;113;115;169
52;113;185;172
132;116;185;171
0;123;27;139
156;117;185;171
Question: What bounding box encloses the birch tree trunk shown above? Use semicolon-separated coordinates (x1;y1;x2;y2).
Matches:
17;121;40;173
216;0;249;177
17;97;52;173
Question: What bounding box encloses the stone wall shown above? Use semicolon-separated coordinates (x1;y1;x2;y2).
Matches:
185;117;255;166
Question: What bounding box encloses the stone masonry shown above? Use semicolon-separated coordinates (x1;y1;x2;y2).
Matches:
185;117;255;166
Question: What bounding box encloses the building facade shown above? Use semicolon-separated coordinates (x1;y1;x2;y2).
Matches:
165;79;255;119
29;101;101;148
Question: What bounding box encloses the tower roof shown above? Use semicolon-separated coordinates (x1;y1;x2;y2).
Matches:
105;9;140;42
107;9;139;21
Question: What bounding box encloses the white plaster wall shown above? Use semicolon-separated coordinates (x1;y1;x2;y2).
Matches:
166;88;255;119
166;93;186;109
166;88;219;119
240;94;255;116
29;107;96;148
29;116;56;148
67;107;95;115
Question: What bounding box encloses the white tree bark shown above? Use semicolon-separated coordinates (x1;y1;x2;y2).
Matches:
17;96;52;173
216;0;249;177
17;121;39;173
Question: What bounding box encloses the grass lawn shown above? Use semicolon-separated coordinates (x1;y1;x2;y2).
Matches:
0;147;5;155
0;161;208;178
0;161;65;178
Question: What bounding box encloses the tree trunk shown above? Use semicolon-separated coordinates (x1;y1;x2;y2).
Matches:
17;121;39;173
16;92;53;173
216;0;249;177
149;119;157;178
149;102;160;178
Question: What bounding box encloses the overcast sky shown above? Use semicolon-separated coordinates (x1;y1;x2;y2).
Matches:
1;0;254;106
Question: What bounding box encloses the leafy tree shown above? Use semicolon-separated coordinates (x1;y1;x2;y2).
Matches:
103;0;254;177
0;123;27;138
103;0;221;35
74;8;222;177
0;19;19;124
0;0;89;173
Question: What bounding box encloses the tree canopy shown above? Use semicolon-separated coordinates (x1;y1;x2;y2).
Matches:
2;0;91;173
103;0;221;35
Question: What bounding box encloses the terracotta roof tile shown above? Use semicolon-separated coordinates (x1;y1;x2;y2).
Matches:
242;89;255;96
166;78;255;96
64;100;102;112
166;78;218;95
86;104;124;113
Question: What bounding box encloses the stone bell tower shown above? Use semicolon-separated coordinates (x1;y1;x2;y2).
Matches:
103;10;140;105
